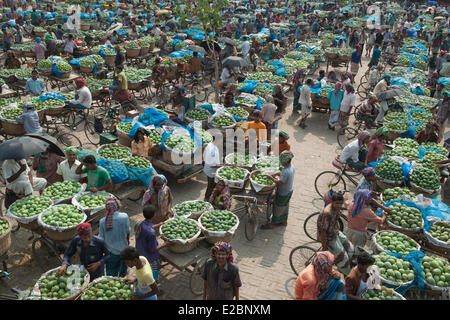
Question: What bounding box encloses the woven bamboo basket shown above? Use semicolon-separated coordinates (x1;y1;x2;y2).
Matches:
126;47;141;58
0;217;12;256
0;120;25;136
117;130;132;147
140;46;149;56
45;105;65;116
38;68;52;76
80;65;93;73
409;181;441;198
80;24;90;32
104;54;116;65
127;81;140;90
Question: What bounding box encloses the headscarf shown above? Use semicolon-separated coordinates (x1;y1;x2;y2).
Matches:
373;126;388;139
105;196;120;231
279;130;289;139
75;78;87;88
312;251;335;291
357;130;371;146
211;241;234;263
361;167;375;177
334;81;342;96
65;146;79;158
142;174;169;208
351;189;374;217
253;109;264;120
279;150;294;164
77;222;92;236
36;37;41;43
209;179;231;209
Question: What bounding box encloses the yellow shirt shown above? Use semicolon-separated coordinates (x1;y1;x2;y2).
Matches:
118;72;128;90
246;121;267;141
135;256;155;294
131;136;153;158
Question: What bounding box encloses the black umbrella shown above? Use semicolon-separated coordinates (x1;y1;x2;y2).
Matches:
200;40;221;53
0;136;50;160
165;19;180;31
222;56;246;67
218;37;237;46
24;132;65;157
187;45;207;55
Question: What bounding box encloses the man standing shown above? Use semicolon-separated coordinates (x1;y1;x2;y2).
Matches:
58;222;111;281
374;74;391;125
237;35;250;58
75;155;113;192
202;242;242;300
99;197;130;277
203;141;221;201
298;79;313;129
135;205;173;282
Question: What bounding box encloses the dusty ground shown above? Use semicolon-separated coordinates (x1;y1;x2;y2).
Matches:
0;50;447;300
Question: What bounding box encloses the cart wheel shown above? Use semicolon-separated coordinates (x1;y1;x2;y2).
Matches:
190;256;209;296
314;171;347;198
303;212;321;242
289;245;318;276
32;237;63;271
84;120;100;146
245;205;259;241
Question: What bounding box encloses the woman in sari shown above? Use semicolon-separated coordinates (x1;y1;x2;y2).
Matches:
142;174;174;225
295;251;346;300
261;151;295;229
209;179;231;210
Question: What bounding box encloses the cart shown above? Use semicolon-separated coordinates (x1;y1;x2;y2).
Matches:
326;56;350;73
158;238;211;295
230;186;275;241
45;74;81;92
151;157;204;184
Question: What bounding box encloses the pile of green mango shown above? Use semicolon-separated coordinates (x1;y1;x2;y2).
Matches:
165;134;195;152
149;129;162;144
41;205;85;228
385;146;418;159
227;107;249;118
375;231;419;255
186;109;209;121
161;218;199;240
374;252;415;283
385;112;408;121
421;255;450;288
384;121;409;131
39;269;87;300
117;121;133;134
382;187;416;202
421;142;447;155
429;222;450;244
122;156;152;169
385;202;423;229
252;173;274;186
43;181;82;200
361;289;403;300
394;137;418;149
423;151;447;162
99;145;131;160
375;159;404;181
79;195;108;208
226;153;255;166
410;167;441;190
0;219;10;235
217;167;246;181
82;278;133;300
200;210;238;232
173;200;211;217
9;196;52;218
256;155;281;171
212;115;234;127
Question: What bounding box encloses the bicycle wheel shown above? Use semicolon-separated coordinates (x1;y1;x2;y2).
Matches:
303;212;321;242
84;120;100;146
337;127;358;149
32;237;63;271
289;245;318;276
314;171;347;198
357;82;371;99
189;256;209;295
57;133;82;149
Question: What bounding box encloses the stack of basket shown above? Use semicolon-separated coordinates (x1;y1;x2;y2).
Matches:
0;217;12;257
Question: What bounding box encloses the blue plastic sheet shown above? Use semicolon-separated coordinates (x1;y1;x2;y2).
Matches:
238;80;259;93
197;104;214;114
138;108;169;127
97;159;128;184
391;77;411;86
160;127;202;153
437;77;450;85
420;198;450;226
37;92;66;102
126;166;154;187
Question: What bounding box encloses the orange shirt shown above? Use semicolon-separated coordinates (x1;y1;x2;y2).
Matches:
246;121;267;141
271;139;290;155
295;264;320;300
131;136;153;158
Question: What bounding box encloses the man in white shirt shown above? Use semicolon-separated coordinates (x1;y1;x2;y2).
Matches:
56;146;87;182
339;131;371;171
238;36;251;58
203;142;221;201
2;158;47;208
220;65;235;87
298;79;313;129
69;78;92;109
373;74;391;125
368;65;382;88
339;85;356;131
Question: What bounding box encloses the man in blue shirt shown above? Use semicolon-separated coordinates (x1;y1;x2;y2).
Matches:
58;222;110;280
25;70;45;97
99;196;130;277
16;103;43;134
368;44;381;68
55;24;64;40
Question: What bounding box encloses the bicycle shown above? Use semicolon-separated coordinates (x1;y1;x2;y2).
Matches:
314;164;361;198
84;102;121;146
183;74;211;103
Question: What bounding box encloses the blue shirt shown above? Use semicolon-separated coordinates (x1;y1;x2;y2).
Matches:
99;211;130;255
55;29;64;40
25;78;45;96
327;90;344;111
62;235;110;280
351;51;362;64
136;220;159;263
278;164;295;196
372;48;381;62
16;111;42;134
356;177;372;193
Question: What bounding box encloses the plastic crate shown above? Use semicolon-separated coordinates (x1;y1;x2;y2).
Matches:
99;133;118;145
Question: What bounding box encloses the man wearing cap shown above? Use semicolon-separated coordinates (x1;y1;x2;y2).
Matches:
34;37;46;62
16;103;43;134
58;222;111;281
269;130;290;156
261;150;295;229
25;69;45;97
56;146;87;182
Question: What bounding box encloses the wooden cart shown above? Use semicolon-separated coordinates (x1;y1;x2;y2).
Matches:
45;74;81;92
